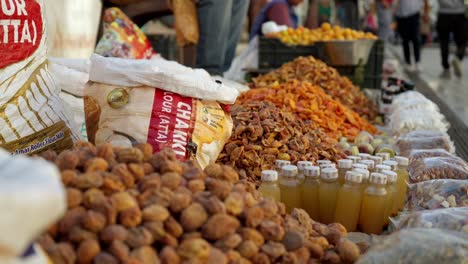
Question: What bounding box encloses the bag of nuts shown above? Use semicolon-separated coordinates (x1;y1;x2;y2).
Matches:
408;149;456;163
395;130;455;156
391;207;468;233
408;157;468;183
406;179;468;210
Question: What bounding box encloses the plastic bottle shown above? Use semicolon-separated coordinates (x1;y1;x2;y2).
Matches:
394;156;409;211
369;156;383;166
279;165;301;213
320;163;336;170
353;168;370;190
258;170;281;202
337;159;353;185
359;159;375;173
382;170;398;221
375;164;391;173
275;159;291;174
382;160;398;172
347;156;361;164
358;153;371;160
318;168;340;224
334;171;363;231
359;173;388;234
297;161;313;185
376;152;390;161
301;166;321;220
317;160;331;166
352;163;368;171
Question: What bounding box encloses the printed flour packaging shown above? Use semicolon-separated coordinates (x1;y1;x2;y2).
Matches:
85;54;239;168
0;0;78;155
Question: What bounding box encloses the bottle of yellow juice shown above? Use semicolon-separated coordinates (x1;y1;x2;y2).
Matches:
382;160;398;171
358;153;371;160
369;155;383;166
338;159;353;185
382;170;398;224
317;160;331;166
376;152;390;161
279;165;301;213
301;166;321;220
394;156;409;211
347;156;361;164
275;160;291;181
375;164;391;173
318;168;340;224
359;173;388;234
359;159;375;173
297;161;313;185
334;171;363;231
258;170;281;202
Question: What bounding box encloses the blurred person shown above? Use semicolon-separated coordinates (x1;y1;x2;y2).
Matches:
364;5;378;35
376;0;393;41
249;0;304;39
196;0;250;75
337;0;359;29
435;0;467;79
395;0;423;72
420;1;432;46
318;0;332;25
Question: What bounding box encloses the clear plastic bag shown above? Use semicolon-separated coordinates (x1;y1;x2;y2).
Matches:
392;91;441;113
390;110;449;136
406;179;468;210
396;133;455;156
408;149;456;162
402;130;449;139
392;207;468;233
357;228;468;264
408;157;468;183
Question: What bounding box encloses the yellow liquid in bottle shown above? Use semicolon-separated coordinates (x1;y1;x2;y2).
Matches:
258;182;281;202
280;178;302;213
359;185;387;234
338;168;350;185
384;183;398;225
396;165;409;211
301;178;320;220
319;179;340;224
334;182;362;231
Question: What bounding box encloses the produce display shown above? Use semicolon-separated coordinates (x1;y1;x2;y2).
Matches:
393;207;468;233
251;57;378;121
268;24;377;46
238;81;378;140
217;101;345;184
38;143;363;264
406;179;468;210
407;157;468;183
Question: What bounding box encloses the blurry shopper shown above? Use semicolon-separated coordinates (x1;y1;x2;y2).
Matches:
318;0;332;25
250;0;304;39
420;1;432;46
436;0;467;79
376;0;393;41
395;0;423;72
337;0;359;29
196;0;250;75
364;5;378;35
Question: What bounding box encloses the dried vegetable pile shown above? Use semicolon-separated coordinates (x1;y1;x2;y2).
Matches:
251;56;378;121
218;101;345;184
38;143;363;264
238;80;378;140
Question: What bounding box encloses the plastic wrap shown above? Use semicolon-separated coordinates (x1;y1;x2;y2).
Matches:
408;157;468;183
408;149;456;162
357;228;468;264
406;179;468;210
396;133;455;156
392;207;468;233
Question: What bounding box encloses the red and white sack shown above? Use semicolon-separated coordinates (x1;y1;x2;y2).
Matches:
0;0;78;155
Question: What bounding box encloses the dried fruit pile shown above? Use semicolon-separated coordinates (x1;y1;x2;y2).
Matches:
251;56;378;121
38;143;363;263
218;101;345;183
238;80;378;140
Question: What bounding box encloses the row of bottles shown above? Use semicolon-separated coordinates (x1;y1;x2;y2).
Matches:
258;154;410;234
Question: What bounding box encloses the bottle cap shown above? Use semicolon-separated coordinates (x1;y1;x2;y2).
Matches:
320;168;338;180
352;163;368;170
376;153;390;161
297;161;313;171
347;156;361;163
320;163;336;169
282;165;298;177
359;159;375;170
353;168;370;180
338;159;353;169
317;160;332;165
304;166;320;178
375;164;391;173
370;173;387;185
358;153;371;159
275;160;291;170
369;156;383;165
345;171;363;183
382;170;397;183
261;170;278;182
383;160;398;171
394;156;409;166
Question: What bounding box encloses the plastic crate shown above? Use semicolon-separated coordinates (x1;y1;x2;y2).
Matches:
147;34;178;61
258;37;318;69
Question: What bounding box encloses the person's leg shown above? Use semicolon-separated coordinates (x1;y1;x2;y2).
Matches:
410;13;421;64
436;13;451;70
223;0;250;72
451;14;467;77
376;3;392;41
196;0;233;75
397;17;411;65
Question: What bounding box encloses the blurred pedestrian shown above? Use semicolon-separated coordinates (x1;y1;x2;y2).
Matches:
436;0;467;79
364;4;378;35
196;0;250;75
249;0;304;39
376;0;393;41
395;0;423;72
420;1;432;46
318;0;332;25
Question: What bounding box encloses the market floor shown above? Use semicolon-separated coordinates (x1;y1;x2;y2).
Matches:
389;45;468;126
